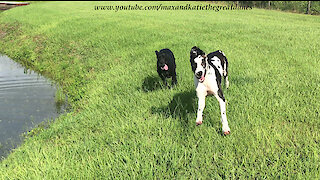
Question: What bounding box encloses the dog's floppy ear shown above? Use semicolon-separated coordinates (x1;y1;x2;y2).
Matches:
155;50;159;56
200;49;205;56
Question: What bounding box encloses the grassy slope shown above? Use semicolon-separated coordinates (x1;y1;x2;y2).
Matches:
0;1;320;179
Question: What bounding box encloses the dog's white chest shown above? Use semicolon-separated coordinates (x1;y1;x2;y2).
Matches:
194;69;219;95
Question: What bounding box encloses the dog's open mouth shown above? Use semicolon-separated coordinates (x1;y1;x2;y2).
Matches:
161;64;168;71
199;76;205;82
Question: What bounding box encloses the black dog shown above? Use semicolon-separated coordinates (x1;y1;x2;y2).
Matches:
155;48;177;87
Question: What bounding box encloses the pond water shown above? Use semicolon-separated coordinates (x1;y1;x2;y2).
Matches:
0;54;66;159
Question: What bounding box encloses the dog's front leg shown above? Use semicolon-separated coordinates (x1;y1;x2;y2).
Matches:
159;74;168;87
196;91;206;125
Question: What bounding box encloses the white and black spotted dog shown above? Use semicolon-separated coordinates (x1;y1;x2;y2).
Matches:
190;46;230;135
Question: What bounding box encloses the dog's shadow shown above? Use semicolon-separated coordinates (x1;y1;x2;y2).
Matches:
151;90;197;128
141;75;165;92
151;90;225;136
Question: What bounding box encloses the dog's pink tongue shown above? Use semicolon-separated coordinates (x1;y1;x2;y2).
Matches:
162;64;168;71
200;76;205;82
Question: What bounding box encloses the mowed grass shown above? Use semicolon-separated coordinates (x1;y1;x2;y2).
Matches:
0;1;320;179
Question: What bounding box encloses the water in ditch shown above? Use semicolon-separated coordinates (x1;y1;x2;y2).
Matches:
0;54;67;159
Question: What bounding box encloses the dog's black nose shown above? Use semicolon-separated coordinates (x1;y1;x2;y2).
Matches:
196;71;203;78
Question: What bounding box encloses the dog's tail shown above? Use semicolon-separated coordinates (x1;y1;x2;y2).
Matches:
219;50;229;89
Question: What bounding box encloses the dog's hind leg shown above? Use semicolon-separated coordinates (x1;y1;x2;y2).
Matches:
225;76;230;89
215;89;230;135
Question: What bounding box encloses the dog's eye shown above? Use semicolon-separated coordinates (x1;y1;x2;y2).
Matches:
201;60;206;67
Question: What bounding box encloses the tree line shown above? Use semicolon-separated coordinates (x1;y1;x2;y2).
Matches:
226;1;320;15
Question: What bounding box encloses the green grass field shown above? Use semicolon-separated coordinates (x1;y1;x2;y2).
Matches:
1;1;320;179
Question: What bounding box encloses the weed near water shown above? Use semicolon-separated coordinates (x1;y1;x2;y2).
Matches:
54;86;66;105
0;1;320;179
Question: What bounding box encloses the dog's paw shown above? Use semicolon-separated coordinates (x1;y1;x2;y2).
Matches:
222;127;231;135
196;117;203;126
223;131;230;135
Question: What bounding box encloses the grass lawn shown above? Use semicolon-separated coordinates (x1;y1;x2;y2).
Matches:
0;1;320;179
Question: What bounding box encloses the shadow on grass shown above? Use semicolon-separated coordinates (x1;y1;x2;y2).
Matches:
151;90;197;130
141;75;165;92
151;90;228;136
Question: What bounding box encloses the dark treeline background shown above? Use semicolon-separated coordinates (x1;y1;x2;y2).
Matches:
224;1;320;15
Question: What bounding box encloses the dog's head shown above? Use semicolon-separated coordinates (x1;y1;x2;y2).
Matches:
192;55;207;83
155;50;168;71
190;46;205;61
190;46;206;82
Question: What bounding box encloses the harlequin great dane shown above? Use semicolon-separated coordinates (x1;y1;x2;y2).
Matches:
190;46;230;135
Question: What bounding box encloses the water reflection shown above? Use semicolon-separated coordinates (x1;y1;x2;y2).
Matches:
0;54;66;159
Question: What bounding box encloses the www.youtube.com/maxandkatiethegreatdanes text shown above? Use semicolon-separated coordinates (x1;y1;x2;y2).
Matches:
94;4;253;12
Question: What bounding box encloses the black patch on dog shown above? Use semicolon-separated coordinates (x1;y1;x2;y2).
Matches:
207;50;228;78
190;46;205;73
207;51;228;101
155;48;177;87
213;68;225;102
213;65;222;85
